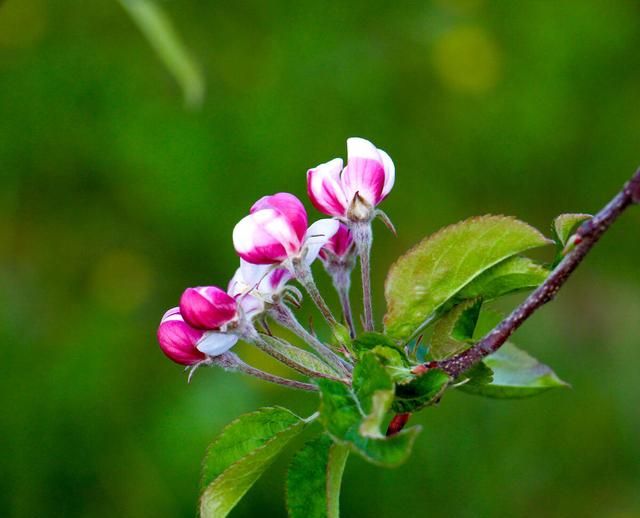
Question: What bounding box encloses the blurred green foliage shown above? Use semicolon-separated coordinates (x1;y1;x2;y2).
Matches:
1;0;639;516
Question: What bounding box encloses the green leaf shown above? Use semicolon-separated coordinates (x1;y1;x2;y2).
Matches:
317;377;421;467
352;333;411;382
260;334;342;379
352;332;402;356
393;369;451;413
553;213;592;246
457;343;569;398
351;351;396;438
286;435;349;518
384;216;551;342
352;353;394;416
430;299;481;361
200;407;309;518
118;0;205;108
369;346;413;384
457;362;494;387
455;256;549;301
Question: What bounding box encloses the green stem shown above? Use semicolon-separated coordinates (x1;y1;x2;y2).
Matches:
213;352;316;391
270;302;352;374
291;258;339;329
352;222;374;331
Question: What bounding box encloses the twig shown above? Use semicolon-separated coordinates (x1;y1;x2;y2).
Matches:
432;167;640;378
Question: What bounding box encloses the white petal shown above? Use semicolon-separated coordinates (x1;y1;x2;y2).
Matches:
378;148;395;198
239;259;272;287
196;332;238;356
307;158;348;216
303;219;340;265
346;137;381;162
237;294;265;319
227;267;246;297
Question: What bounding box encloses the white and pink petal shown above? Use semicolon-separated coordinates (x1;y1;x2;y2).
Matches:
307;158;349;217
180;286;238;330
303;218;340;265
342;137;386;207
233;209;293;264
378;148;395;200
320;222;354;259
157;308;207;365
251;193;308;244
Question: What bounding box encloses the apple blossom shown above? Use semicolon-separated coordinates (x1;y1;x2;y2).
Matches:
232;192;339;266
319;222;355;264
157;308;238;365
177;287;242;358
307;138;396;332
179;286;238;330
157;308;207;366
233;193;343;330
307;137;395;222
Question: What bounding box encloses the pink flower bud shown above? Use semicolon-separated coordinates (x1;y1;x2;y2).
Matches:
157;308;207;365
233;193;308;264
179;286;238;330
307;137;395;220
319;223;355;261
232;193;339;266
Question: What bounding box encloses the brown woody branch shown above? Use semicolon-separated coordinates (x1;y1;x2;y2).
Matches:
431;167;640;378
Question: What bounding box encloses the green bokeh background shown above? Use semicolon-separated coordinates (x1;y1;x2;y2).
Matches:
1;1;639;516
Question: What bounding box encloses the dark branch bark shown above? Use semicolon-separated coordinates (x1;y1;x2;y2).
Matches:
432;167;640;378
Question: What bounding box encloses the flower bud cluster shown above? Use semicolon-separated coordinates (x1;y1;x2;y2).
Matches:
157;137;395;383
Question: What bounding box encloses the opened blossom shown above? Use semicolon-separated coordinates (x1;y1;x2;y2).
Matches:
232;192;339;266
307;137;395;221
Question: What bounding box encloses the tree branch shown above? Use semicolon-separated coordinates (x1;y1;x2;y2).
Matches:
431;167;640;378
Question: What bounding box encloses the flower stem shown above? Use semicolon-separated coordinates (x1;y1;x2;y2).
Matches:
240;323;346;382
213;352;317;391
337;283;356;339
269;302;353;374
324;260;357;338
291;258;339;329
352;222;374;332
428;167;640;378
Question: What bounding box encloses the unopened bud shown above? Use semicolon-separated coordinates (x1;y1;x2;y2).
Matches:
179;286;238;330
157;308;207;366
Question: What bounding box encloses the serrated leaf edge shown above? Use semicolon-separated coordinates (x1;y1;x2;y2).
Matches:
199;407;307;518
384;215;552;341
